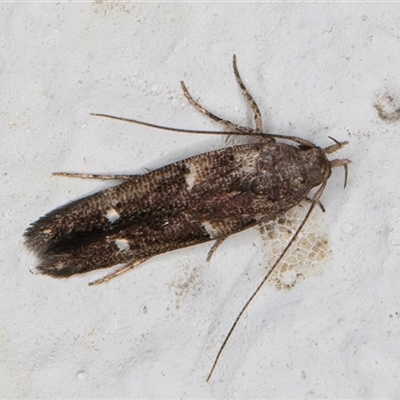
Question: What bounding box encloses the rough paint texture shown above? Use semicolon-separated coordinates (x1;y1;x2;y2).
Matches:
24;141;331;277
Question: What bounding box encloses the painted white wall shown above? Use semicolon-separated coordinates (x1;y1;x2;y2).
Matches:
1;3;399;398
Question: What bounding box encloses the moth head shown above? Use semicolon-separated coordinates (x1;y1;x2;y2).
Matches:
300;147;332;188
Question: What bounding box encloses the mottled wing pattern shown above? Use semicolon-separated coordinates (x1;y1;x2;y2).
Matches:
24;141;323;277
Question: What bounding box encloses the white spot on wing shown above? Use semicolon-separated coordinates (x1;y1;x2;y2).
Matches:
115;239;129;251
106;208;120;223
235;152;257;174
202;221;219;239
185;162;199;190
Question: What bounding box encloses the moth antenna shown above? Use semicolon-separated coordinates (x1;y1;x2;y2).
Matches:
206;181;327;382
88;258;148;286
91;112;266;138
91;113;320;150
206;238;227;262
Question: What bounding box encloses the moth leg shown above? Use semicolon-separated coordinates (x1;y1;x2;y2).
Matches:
53;172;140;180
304;197;325;213
206;238;227;262
232;55;263;133
88;258;148;286
180;81;255;135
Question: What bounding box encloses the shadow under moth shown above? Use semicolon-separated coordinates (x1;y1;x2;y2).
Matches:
24;55;350;381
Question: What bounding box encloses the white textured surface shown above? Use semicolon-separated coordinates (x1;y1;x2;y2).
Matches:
1;3;400;398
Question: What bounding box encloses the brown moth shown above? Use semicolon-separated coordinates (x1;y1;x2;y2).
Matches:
24;55;350;380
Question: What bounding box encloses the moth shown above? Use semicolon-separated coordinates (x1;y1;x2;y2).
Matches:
24;55;350;381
